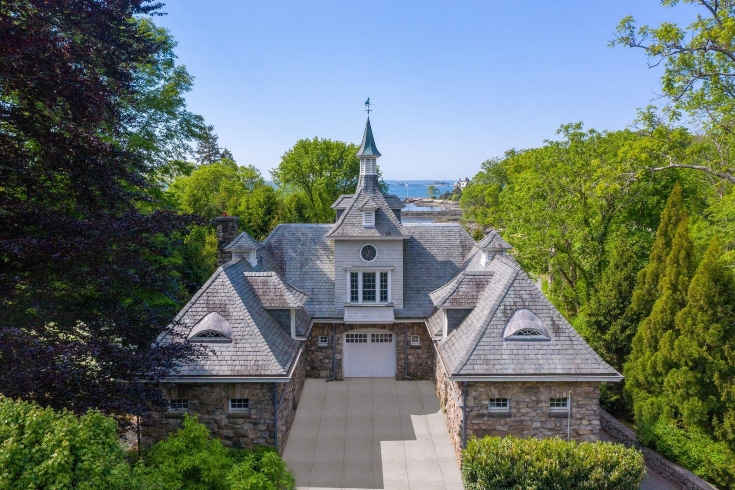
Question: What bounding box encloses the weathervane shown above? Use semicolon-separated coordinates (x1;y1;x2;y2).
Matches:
365;97;372;114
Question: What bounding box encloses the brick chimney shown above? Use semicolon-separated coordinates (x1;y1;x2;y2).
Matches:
213;215;239;266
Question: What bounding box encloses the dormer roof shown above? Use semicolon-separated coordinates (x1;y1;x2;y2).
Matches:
429;271;495;308
476;230;512;251
244;271;308;309
226;231;260;251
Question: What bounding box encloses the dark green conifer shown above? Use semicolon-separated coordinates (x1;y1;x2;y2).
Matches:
663;237;735;448
625;184;686;326
625;210;695;429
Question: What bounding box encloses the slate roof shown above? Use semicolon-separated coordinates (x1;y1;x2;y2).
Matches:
326;188;410;239
226;232;260;251
477;229;512;251
243;272;308;308
437;252;621;378
167;259;301;377
429;271;495;308
330;193;403;210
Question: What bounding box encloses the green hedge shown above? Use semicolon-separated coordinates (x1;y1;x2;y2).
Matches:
0;396;294;490
462;436;645;490
639;418;735;488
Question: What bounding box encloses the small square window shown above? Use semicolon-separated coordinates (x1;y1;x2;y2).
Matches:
488;398;509;411
410;335;420;346
169;399;189;411
230;398;250;411
550;397;569;411
318;335;329;347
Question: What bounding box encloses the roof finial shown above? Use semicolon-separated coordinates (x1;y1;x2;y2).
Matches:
364;97;372;114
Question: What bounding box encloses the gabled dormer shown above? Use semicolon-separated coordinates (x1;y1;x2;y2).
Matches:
360;196;378;228
477;230;512;265
226;231;260;266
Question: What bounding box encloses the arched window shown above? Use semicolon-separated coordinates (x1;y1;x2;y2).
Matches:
188;312;233;343
503;309;551;341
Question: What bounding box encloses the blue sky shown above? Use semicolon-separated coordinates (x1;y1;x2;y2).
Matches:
154;1;697;180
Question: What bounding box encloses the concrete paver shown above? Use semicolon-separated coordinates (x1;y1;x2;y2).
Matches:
283;378;463;490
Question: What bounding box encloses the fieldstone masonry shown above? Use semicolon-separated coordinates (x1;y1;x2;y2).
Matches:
305;322;433;380
142;353;305;454
435;346;601;461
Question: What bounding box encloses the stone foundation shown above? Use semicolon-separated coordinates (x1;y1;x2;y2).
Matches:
305;322;434;380
435;346;601;462
142;352;306;454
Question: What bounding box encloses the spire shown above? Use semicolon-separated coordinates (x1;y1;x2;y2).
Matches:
356;117;381;157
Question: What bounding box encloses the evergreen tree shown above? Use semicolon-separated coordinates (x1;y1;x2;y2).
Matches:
625;184;686;327
663;237;735;447
625;207;695;429
581;233;643;415
194;124;221;165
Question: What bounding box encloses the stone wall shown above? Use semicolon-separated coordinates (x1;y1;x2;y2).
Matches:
275;350;306;454
464;381;600;442
305;322;434;380
141;381;277;449
600;409;716;490
435;347;464;461
142;351;307;455
434;345;602;462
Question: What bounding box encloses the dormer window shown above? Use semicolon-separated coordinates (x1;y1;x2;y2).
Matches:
188;312;233;343
362;210;375;227
503;309;551;341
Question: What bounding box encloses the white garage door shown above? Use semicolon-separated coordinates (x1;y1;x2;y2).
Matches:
343;330;396;378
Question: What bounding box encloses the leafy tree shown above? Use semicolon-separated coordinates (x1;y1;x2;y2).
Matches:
662;236;735;447
625;201;696;429
272;137;387;223
613;0;735;184
460;125;680;318
0;0;202;420
194;124;222;165
0;397;131;490
125;18;207;188
167;159;281;285
427;184;439;199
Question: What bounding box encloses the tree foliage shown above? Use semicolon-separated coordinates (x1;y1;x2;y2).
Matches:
625;189;694;425
0;0;204;420
271;137;386;223
613;0;735;184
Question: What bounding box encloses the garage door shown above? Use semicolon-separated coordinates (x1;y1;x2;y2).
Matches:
343;330;395;378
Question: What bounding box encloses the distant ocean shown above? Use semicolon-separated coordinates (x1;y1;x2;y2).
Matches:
385;180;455;199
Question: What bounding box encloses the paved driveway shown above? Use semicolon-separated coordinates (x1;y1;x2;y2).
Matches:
283;378;464;490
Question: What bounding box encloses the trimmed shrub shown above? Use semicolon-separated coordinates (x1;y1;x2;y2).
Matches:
462;435;645;490
0;396;131;490
639;418;735;488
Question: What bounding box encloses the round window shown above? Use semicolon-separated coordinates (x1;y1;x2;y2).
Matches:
360;244;377;262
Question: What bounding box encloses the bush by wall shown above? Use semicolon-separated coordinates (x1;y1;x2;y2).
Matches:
0;397;294;490
462;435;645;490
0;396;133;490
639;418;735;489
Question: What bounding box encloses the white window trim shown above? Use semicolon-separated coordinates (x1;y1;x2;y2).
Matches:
549;397;570;412
488;398;510;412
168;399;189;411
410;334;420;346
229;398;250;412
347;270;392;304
318;335;329;347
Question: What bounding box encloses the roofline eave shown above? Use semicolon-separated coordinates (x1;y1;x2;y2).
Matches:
448;374;624;383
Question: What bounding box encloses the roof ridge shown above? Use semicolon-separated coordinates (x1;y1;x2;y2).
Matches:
453;269;518;374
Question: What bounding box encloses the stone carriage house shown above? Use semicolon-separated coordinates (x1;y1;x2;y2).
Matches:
142;119;622;457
